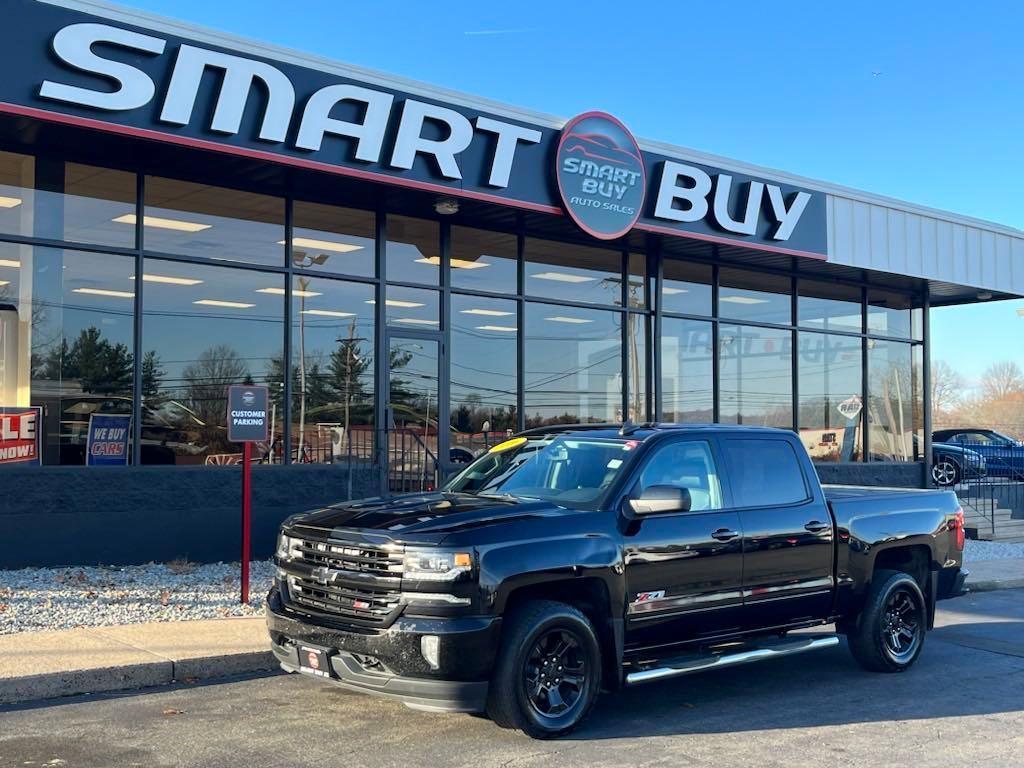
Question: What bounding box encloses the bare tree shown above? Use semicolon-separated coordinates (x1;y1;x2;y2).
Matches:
931;360;966;415
981;361;1024;401
182;344;250;429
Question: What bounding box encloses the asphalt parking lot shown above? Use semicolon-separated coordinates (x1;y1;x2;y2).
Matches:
2;589;1022;768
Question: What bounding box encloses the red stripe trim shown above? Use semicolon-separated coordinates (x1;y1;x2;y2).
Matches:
0;101;828;261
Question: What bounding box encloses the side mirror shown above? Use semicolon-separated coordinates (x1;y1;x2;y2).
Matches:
628;485;691;515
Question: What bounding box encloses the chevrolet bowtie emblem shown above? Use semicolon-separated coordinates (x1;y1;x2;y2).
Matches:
311;566;336;585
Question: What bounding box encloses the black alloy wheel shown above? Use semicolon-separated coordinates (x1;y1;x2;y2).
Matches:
880;587;923;663
523;629;587;719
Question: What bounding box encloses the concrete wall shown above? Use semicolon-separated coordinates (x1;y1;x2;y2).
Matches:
814;462;928;489
0;461;927;569
0;464;378;569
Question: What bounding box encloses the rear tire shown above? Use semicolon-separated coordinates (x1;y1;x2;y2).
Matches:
932;459;960;487
486;600;602;739
848;569;926;673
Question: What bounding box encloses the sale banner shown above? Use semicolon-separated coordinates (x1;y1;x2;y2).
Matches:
86;413;131;466
0;406;42;465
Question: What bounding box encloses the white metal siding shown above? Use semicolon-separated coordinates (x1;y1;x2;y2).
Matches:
828;195;1024;296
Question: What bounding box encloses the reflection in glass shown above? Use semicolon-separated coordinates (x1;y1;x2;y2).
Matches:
627;253;647;309
867;340;923;461
52;164;136;248
719;324;792;427
524;303;622;426
291;277;375;465
0;244;135;464
661;318;714;422
386;216;439;285
524;238;623;305
384;285;439;328
388;336;440;492
662;260;712;316
626;312;647;420
719;268;792;325
451;226;517;292
141;259;284;465
292;201;375;278
798;280;862;332
144;177;285;266
0;151;34;238
867;289;921;340
451;294;517;453
798;332;863;462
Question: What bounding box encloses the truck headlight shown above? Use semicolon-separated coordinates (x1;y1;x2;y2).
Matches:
276;532;299;561
403;549;473;581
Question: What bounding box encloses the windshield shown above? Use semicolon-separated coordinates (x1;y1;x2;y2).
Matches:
445;436;637;510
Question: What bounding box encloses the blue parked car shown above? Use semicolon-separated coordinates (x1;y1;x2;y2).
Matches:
933;428;1023;481
930;441;987;486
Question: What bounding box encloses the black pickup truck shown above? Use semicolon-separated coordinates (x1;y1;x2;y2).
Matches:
267;423;967;738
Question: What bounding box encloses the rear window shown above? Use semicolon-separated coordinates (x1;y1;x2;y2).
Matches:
723;438;809;507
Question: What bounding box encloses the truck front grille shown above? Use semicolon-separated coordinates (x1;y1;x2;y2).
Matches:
282;537;403;627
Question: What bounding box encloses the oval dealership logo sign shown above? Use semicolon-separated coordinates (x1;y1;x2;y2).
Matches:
556;112;646;240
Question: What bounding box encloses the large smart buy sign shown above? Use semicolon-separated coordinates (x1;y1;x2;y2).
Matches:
0;2;827;256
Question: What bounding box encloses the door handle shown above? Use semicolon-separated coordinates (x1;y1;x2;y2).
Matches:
804;520;829;533
711;528;739;541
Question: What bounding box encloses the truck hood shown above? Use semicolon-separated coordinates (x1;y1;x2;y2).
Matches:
287;492;568;545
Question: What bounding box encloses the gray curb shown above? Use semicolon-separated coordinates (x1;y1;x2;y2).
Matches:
966;578;1024;593
0;651;277;706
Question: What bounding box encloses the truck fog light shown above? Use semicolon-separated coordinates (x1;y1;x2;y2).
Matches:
421;635;441;670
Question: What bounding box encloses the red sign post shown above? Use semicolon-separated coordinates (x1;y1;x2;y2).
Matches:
227;385;270;605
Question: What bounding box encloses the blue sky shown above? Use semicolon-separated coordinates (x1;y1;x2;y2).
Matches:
117;0;1023;389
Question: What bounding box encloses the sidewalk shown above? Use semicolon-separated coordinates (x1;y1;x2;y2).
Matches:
0;617;275;705
965;558;1024;592
1;562;1022;707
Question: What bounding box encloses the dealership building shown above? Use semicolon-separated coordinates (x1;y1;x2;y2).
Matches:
1;0;1022;567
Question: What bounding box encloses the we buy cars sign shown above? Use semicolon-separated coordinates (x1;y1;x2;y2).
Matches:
0;406;42;465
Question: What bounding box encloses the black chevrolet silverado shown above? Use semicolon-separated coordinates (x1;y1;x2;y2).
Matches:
266;423;967;738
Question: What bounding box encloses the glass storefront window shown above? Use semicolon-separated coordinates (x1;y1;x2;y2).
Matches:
384;285;439;329
450;226;518;292
143;177;285;266
799;280;863;333
451;293;517;452
524;303;622;426
386;215;439;285
524;238;623;305
0;243;135;465
627;253;647;309
719;268;792;325
625;312;647;420
867;289;922;340
292;201;375;278
291;277;375;465
661;318;714;422
719;324;793;427
662;260;712;316
798;332;864;462
867;339;923;461
0;151;34;238
140;259;284;465
50;164;137;249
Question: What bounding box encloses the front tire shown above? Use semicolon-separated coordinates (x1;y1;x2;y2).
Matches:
486;600;602;739
848;569;927;673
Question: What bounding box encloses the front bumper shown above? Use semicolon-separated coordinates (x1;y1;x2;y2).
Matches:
266;587;500;713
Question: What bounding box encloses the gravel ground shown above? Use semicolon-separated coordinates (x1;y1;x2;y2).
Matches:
0;539;1019;635
0;560;274;635
963;539;1024;561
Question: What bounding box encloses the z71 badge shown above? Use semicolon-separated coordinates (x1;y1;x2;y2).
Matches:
634;590;666;603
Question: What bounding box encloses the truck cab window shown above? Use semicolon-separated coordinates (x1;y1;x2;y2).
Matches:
723;438;809;507
636;441;722;511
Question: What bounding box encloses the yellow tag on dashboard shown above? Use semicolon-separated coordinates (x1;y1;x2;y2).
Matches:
488;437;528;454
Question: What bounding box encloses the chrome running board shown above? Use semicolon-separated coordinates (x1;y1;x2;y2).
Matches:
625;635;840;686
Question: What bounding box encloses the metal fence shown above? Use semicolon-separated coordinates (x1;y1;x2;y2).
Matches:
937;442;1024;542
